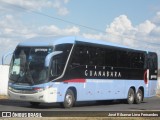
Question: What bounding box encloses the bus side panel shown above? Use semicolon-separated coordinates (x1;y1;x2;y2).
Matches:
53;80;157;103
54;79;127;102
148;80;157;97
76;79;126;101
95;79;126;100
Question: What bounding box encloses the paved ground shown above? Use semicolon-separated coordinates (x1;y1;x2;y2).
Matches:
0;96;159;118
0;96;159;111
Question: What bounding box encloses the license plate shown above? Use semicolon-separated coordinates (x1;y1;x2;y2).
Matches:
20;96;26;99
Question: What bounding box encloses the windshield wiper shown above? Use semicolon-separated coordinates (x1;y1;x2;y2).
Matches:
11;69;35;85
12;74;24;84
26;70;34;85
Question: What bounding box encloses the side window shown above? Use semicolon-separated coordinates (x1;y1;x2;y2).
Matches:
117;51;130;68
130;52;144;69
148;53;158;70
50;55;63;79
138;53;145;69
88;47;95;65
71;45;89;67
105;49;117;67
88;47;105;66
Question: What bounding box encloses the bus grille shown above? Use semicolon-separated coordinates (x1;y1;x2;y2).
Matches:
9;88;37;94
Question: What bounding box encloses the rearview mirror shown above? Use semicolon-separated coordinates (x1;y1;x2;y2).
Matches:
2;51;13;65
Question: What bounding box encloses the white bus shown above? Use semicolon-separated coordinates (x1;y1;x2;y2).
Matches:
8;36;158;108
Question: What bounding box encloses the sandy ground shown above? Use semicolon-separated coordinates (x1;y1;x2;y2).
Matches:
0;95;8;99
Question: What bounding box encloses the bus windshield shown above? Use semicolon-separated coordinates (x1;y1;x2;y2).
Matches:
9;47;52;85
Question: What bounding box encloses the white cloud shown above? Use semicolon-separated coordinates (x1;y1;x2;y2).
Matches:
82;13;160;66
0;38;20;64
83;13;160;52
0;3;160;65
0;14;37;39
136;20;156;35
57;7;69;16
0;14;80;40
38;25;80;36
150;26;160;37
64;0;70;4
152;12;160;25
106;15;134;35
52;0;69;16
83;15;136;46
0;0;52;11
0;13;80;64
0;0;70;16
0;14;36;64
0;14;80;38
82;33;107;41
1;13;158;51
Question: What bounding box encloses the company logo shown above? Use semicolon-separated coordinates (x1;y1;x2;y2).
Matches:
35;48;48;52
84;66;122;78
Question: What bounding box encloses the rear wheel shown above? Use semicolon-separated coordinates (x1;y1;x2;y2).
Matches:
62;89;75;108
127;88;135;104
134;89;143;104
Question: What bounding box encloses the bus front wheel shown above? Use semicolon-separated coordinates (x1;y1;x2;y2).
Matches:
62;89;75;108
127;88;135;104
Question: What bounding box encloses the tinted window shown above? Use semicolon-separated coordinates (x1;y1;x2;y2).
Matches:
71;44;145;69
105;48;117;67
71;45;107;67
50;55;64;79
129;52;144;69
148;52;157;70
71;45;89;66
117;50;130;68
88;47;105;66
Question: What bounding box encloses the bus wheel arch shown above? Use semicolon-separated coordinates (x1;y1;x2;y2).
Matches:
127;87;135;104
134;87;144;104
62;87;77;108
68;87;77;101
139;87;144;101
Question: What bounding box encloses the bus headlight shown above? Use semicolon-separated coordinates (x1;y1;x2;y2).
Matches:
34;85;53;93
33;87;44;92
8;86;13;91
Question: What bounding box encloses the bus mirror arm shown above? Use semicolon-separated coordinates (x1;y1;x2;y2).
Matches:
2;51;13;65
45;51;63;67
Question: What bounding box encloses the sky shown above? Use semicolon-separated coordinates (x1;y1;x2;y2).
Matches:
0;0;160;66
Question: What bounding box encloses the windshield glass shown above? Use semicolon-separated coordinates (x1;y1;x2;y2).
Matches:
9;46;52;85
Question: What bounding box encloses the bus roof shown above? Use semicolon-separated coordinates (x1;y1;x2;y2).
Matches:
18;36;146;52
18;36;76;47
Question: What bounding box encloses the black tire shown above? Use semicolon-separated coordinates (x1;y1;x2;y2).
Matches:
127;88;135;104
30;102;40;107
134;89;143;104
62;89;75;108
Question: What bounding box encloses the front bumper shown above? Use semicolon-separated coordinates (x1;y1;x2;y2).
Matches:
8;87;58;103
